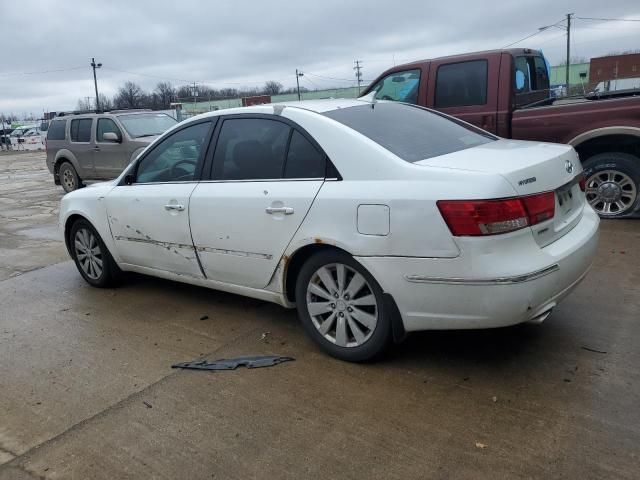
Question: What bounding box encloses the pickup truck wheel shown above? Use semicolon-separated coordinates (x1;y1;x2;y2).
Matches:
582;152;640;218
59;162;82;193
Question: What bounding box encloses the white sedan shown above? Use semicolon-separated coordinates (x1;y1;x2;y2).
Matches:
59;99;599;361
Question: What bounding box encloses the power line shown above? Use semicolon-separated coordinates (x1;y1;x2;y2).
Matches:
574;16;640;22
501;18;566;48
0;66;86;77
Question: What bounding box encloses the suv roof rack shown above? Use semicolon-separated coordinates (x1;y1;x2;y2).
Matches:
56;108;154;117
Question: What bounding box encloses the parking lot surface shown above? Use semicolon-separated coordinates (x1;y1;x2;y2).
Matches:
1;151;639;479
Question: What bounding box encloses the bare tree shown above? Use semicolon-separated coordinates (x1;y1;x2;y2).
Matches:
263;80;283;95
154;82;175;109
114;81;145;109
76;98;93;111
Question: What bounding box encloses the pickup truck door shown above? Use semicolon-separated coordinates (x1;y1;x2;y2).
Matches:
426;55;500;134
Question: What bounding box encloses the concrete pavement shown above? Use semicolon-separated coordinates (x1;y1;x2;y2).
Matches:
0;152;638;479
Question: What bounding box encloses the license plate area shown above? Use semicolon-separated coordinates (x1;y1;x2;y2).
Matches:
556;184;575;216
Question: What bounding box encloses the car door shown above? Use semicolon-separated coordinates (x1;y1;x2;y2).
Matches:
94;117;127;178
69;118;95;176
189;115;326;288
104;119;214;277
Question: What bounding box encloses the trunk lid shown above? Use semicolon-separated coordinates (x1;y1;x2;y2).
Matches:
416;139;585;246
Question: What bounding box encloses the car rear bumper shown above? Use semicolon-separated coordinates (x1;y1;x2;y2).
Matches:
356;205;600;331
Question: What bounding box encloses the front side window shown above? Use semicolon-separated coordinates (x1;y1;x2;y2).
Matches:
117;113;177;139
47;120;65;140
97;118;122;142
435;60;488;108
212;118;290;180
371;69;420;104
70;118;93;142
136;122;210;183
323;103;495;163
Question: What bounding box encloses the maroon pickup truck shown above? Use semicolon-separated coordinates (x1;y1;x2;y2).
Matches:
363;48;640;218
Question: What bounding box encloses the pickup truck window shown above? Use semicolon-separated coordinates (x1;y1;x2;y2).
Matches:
371;69;420;104
514;56;550;106
434;60;488;108
323;103;494;163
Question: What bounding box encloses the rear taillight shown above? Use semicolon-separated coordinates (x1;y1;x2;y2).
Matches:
437;192;555;236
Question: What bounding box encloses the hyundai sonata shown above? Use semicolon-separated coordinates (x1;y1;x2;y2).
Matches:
59;99;599;361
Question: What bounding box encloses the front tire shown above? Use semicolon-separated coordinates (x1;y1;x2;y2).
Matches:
295;250;391;362
582;152;640;218
70;219;120;287
59;161;82;193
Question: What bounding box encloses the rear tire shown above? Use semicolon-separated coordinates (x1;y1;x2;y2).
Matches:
295;250;392;362
59;161;82;193
70;219;120;287
582;152;640;218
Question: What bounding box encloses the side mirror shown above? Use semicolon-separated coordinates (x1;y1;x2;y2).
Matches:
103;132;121;143
124;174;134;186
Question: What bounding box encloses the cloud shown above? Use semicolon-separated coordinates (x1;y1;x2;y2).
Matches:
1;0;639;115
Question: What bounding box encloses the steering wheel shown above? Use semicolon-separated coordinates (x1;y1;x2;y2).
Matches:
171;159;197;179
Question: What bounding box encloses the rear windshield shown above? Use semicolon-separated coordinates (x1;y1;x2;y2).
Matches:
323;103;495;162
116;113;177;138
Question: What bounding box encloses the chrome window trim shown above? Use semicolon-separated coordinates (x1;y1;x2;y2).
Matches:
199;177;325;184
404;264;559;285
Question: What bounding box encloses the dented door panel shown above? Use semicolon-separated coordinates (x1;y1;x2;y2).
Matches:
189;180;323;288
105;183;203;278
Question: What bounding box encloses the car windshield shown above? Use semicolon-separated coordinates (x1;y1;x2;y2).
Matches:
323;102;495;162
116;113;177;138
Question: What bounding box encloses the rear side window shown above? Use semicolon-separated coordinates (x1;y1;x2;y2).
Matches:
323;103;495;163
371;69;421;104
70;119;93;142
47;120;66;141
284;131;325;178
435;60;488;108
212;118;290;180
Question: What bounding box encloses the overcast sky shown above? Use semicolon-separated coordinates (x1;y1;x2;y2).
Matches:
1;0;639;116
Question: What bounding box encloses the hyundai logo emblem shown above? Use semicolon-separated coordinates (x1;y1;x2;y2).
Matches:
565;160;574;174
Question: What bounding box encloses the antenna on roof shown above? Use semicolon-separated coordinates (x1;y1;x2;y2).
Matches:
359;90;377;108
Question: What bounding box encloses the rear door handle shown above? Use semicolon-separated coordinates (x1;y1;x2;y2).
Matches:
164;204;185;212
265;207;294;215
93;146;100;151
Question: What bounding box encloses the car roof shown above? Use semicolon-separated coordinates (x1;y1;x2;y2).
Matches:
189;98;374;122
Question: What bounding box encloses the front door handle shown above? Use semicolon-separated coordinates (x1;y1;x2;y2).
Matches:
93;146;100;151
265;206;294;215
164;204;185;212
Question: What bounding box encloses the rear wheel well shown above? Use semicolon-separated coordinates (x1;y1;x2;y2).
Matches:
285;244;350;303
54;157;70;174
575;134;640;162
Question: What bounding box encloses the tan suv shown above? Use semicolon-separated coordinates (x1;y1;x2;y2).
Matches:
46;110;177;192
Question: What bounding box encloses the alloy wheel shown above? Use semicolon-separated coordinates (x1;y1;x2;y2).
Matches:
585;169;637;216
306;263;379;348
74;228;103;280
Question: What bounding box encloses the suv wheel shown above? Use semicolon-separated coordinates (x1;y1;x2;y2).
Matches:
295;250;391;362
59;162;81;193
583;152;640;218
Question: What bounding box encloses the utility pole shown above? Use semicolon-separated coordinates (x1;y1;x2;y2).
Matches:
295;69;304;101
354;60;363;95
565;13;572;93
192;82;198;113
90;58;102;111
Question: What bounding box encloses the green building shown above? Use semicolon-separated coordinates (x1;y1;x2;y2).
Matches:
549;63;590;86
